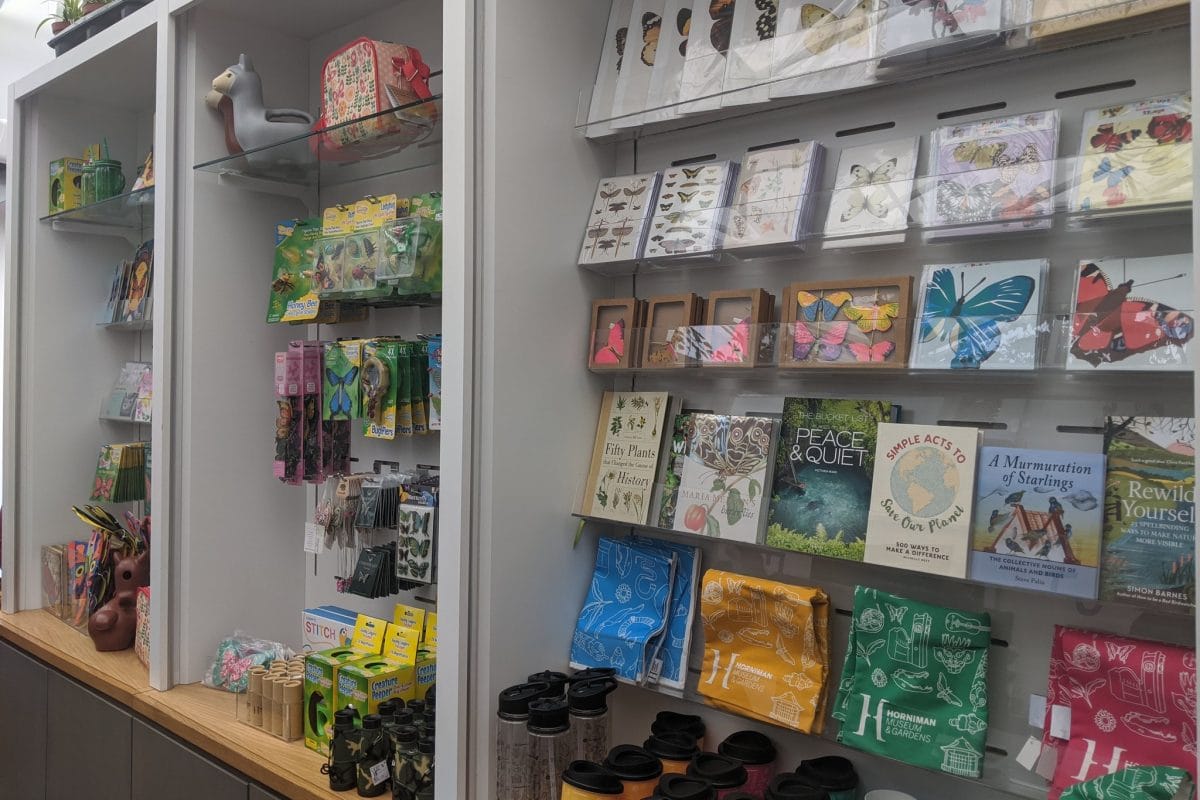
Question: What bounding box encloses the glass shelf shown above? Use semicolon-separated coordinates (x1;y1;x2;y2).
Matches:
40;187;154;231
98;415;148;425
579;0;1188;139
193;88;443;190
98;318;152;332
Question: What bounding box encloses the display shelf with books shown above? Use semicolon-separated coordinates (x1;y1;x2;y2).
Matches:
578;0;1188;140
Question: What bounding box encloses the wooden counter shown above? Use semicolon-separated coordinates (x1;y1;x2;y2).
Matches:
0;609;343;800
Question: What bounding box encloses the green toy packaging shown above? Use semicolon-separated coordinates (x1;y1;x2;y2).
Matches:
362;339;401;440
267;218;323;324
303;646;367;755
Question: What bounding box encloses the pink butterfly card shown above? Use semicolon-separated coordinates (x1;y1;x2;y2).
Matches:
698;287;775;367
924;109;1060;237
578;171;661;265
589;297;645;370
779;276;914;368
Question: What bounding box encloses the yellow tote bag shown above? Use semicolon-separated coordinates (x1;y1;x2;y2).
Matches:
697;569;830;734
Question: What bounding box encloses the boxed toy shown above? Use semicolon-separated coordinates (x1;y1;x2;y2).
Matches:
302;606;357;652
303;613;388;754
49;158;84;215
335;657;416;721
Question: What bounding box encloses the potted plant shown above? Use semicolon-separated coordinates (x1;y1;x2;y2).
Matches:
82;0;109;15
36;0;83;36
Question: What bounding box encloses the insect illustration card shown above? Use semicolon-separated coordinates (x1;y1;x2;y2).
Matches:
1067;254;1194;371
780;277;913;368
924;110;1060;237
724;141;824;250
911;260;1046;370
771;0;877;100
1071;92;1192;214
643;0;693;123
611;0;668;126
823;136;918;243
644;160;738;258
578;172;661;265
875;0;1005;64
677;0;736;114
586;0;636;136
721;0;778;107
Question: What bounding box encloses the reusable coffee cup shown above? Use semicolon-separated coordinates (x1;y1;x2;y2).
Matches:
717;731;777;795
654;774;717;800
92;160;125;201
863;792;917;800
562;761;625;800
604;745;664;800
651;712;707;749
766;774;830;800
687;754;749;798
796;756;859;800
643;733;701;775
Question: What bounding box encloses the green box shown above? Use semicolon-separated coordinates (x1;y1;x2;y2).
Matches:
48;158;84;215
303;646;366;755
335;656;415;722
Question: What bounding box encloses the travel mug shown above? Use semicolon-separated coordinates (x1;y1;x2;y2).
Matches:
529;698;573;800
569;678;618;764
717;731;777;795
643;733;700;775
651;712;706;749
796;757;859;800
687;754;748;799
655;774;717;800
497;681;551;800
766;773;830;800
603;745;664;800
561;761;624;800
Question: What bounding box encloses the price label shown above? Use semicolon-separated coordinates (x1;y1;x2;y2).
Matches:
369;761;390;787
304;523;324;554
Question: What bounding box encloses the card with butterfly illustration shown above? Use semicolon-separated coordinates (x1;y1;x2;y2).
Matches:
643;293;706;368
721;0;781;107
924;109;1060;237
724;141;824;250
644;161;738;259
823;136;918;244
770;0;878;100
1067;254;1194;371
589;297;646;370
779;277;914;368
697;288;775;367
1070;92;1192;214
642;0;693;123
611;0;668;126
910;259;1047;370
586;0;636;136
678;0;736;113
579;171;662;265
875;0;1005;64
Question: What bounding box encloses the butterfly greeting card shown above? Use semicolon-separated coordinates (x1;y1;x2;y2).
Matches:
725;141;824;250
823;137;918;244
925;110;1060;237
911;259;1046;370
579;171;662;265
721;0;779;107
590;297;646;370
875;0;1005;64
586;0;636;136
642;0;694;123
611;0;669;127
771;0;878;100
677;0;737;113
780;276;914;368
644;160;738;258
698;287;774;366
1067;254;1194;371
1071;92;1192;214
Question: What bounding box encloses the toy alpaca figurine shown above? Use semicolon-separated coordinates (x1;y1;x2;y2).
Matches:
205;54;314;172
88;549;150;652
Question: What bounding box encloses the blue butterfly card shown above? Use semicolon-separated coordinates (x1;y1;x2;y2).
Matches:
910;259;1046;370
569;537;676;683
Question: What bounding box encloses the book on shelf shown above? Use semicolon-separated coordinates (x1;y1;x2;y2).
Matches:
969;447;1105;599
103;362;151;421
767;397;898;561
1100;416;1195;612
668;413;778;543
581;391;679;525
864;422;980;578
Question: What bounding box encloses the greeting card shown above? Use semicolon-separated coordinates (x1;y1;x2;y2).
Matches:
643;0;693;123
780;277;914;368
579;172;662;265
771;0;877;99
586;0;637;136
611;0;670;126
875;0;1005;64
823;136;918;244
724;141;824;250
721;0;779;106
644;160;738;258
677;0;736;114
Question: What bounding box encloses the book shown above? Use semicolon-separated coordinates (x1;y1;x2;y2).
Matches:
123;240;154;322
132;367;154;424
670;413;778;543
654;413;692;528
578;172;661;265
770;0;877;100
823;137;919;246
925;110;1059;237
875;0;1004;64
103;362;151;420
581;391;675;524
643;161;738;258
1071;92;1192;214
767;398;898;561
724;141;824;251
969;447;1106;599
1100;416;1195;612
910;260;1046;370
1066;254;1194;371
610;0;668;125
864;422;980;578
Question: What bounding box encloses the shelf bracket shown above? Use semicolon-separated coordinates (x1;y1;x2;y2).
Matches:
50;219;144;246
216;172;318;215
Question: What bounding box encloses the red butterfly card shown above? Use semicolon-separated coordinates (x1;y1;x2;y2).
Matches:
589;298;645;370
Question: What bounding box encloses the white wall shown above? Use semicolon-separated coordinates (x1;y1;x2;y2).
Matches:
0;0;53;111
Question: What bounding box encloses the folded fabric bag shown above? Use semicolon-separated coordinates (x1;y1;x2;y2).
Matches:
629;533;701;690
1060;766;1194;800
697;569;830;733
833;585;991;779
1044;626;1197;799
570;536;675;683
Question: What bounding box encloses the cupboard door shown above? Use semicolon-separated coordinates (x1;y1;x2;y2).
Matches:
45;671;132;800
0;641;48;798
249;786;287;800
132;720;248;800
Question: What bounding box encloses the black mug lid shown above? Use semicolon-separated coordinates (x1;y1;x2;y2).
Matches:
603;745;664;781
651;711;706;739
687;754;748;789
643;732;701;761
656;774;716;800
568;678;618;713
570;667;617;684
498;682;552;717
717;730;777;766
527;670;570;696
527;698;569;732
562;761;624;794
766;774;830;800
795;756;859;792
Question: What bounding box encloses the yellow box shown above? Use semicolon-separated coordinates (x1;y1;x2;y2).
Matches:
415;650;436;700
49;158;84;215
336;656;416;721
